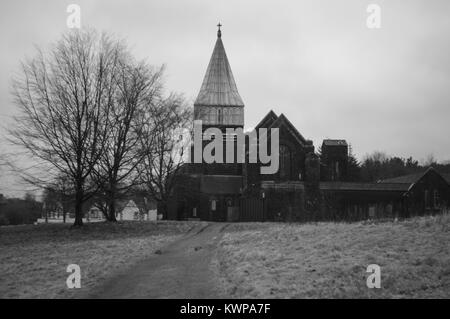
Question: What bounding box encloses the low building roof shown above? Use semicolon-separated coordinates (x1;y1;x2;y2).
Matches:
377;167;450;190
378;172;424;184
320;182;409;192
443;173;450;184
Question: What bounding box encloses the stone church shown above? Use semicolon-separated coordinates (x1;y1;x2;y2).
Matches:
167;26;450;222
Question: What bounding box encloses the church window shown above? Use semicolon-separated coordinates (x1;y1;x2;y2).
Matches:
218;108;223;124
424;190;430;209
279;145;291;179
211;199;216;211
208;108;214;124
223;108;229;124
331;161;340;181
433;190;440;208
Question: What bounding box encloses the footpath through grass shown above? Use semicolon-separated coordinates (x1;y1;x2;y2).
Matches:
0;221;204;298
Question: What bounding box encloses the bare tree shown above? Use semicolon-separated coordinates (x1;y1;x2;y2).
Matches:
137;94;192;218
92;60;165;222
9;29;125;226
423;153;437;167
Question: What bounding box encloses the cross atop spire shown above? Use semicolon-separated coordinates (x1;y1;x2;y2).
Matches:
217;22;222;38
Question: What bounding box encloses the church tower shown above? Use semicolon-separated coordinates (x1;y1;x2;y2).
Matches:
194;24;244;132
190;24;244;175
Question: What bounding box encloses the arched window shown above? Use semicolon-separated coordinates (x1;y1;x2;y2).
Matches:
332;161;340;181
279;144;291;179
217;108;223;124
223;108;229;125
208;108;214;124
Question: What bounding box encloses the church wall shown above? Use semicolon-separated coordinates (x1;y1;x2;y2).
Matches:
264;189;305;221
244;124;311;190
320;190;405;221
321;143;349;181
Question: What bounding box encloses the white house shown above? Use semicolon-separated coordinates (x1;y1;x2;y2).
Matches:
147;209;157;221
117;200;140;221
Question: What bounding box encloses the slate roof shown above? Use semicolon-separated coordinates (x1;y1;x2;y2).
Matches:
374;167;450;192
254;112;312;149
194;29;244;107
255;110;278;130
320;167;450;193
269;114;311;146
378;172;425;184
378;167;450;185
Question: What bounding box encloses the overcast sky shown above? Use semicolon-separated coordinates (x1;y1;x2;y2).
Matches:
1;0;449;196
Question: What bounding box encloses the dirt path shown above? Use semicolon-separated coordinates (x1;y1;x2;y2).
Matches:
88;222;228;299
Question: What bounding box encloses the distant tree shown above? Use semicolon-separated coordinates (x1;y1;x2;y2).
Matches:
360;151;430;182
23;192;36;202
360;151;389;182
405;156;420;170
43;174;74;223
1;197;42;225
316;146;322;158
346;144;361;182
423;153;437;167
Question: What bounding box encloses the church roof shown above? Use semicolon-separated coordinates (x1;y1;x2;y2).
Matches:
267;113;310;147
194;28;244;107
255;110;278;130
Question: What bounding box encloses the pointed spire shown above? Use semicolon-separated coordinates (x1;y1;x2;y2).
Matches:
194;25;244;107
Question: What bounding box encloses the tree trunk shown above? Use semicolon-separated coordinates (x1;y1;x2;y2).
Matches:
108;194;117;222
73;182;84;226
158;200;168;220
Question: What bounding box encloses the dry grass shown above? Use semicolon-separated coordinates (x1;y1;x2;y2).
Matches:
0;221;204;298
213;215;450;298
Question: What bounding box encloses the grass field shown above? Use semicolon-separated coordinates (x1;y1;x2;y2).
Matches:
0;221;204;298
214;215;450;298
2;215;449;299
